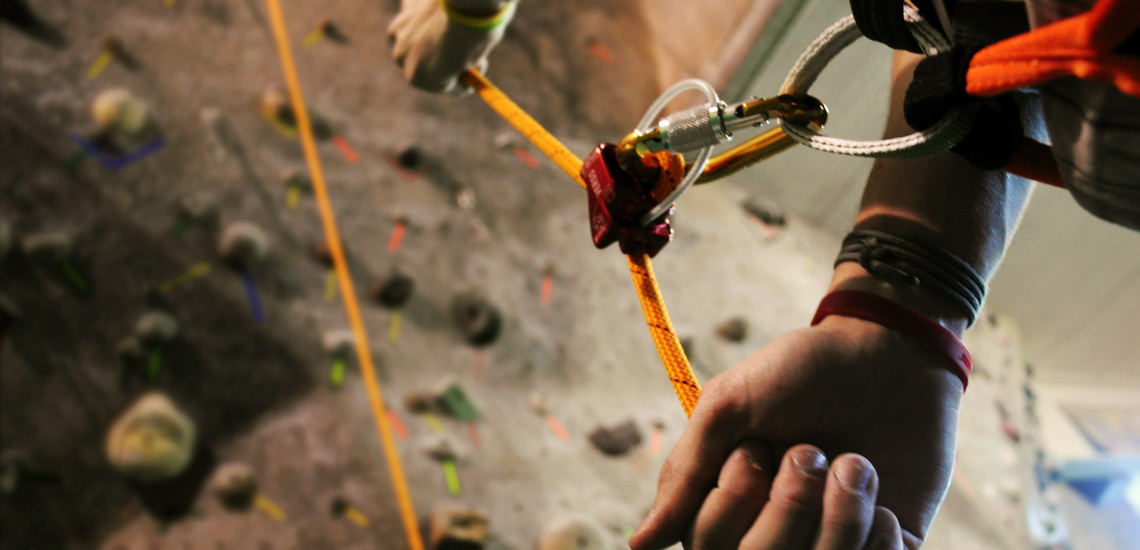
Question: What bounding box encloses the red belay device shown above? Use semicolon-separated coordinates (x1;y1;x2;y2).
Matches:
581;143;675;258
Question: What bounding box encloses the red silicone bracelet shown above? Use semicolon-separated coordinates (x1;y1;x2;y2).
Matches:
812;290;972;390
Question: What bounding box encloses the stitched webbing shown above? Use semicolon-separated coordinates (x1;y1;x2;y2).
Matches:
780;13;976;159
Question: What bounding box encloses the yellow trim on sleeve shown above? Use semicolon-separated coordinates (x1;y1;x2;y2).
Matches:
440;0;516;31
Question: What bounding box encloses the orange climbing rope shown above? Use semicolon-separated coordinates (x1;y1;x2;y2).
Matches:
461;70;587;190
264;2;423;550
625;253;701;415
462;70;703;417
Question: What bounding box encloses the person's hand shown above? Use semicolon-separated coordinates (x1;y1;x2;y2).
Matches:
674;441;905;550
630;315;964;550
387;0;509;94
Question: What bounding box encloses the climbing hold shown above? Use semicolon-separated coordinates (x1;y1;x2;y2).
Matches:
0;459;19;495
404;392;435;414
258;86;291;126
20;231;74;263
133;311;180;346
371;270;414;309
321;329;355;357
741;195;787;228
281;169;310;191
422;433;465;463
396;145;423;171
435;381;481;421
281;169;311;207
493;132;517;150
0;292;21;328
322;330;355;389
0;0;68;48
100;35;140;70
715;317;749;343
329;496;350;516
311;241;334;268
539;514;612;550
450;293;501;347
91;88;150;137
429;507;489;550
105;393;197;482
319;20;350;44
528;393;548;415
115;336;143;365
456;188;476;211
259;85;333;140
177;193;219;227
329;496;371;527
217;222;270;269
0;453;61;495
588;419;642;456
0;219;11;263
211;462;258;510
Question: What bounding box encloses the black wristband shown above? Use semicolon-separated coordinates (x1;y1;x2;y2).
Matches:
835;229;986;325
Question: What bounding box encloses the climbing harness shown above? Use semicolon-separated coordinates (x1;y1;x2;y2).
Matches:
855;0;1140;187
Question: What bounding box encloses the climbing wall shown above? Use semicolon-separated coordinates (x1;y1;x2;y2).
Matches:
0;1;724;548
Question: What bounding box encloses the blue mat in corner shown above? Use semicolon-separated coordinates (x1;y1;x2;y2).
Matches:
1068;477;1126;506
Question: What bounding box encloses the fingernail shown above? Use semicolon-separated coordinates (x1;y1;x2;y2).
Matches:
791;447;827;477
740;440;772;472
836;457;874;492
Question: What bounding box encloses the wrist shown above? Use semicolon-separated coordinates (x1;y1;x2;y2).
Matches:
812;289;972;391
829;262;969;337
813;315;968;399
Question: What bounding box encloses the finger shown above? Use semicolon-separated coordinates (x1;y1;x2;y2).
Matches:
386;9;409;47
864;507;903;550
738;444;828;550
814;454;878;550
685;440;774;550
630;380;749;550
390;33;409;67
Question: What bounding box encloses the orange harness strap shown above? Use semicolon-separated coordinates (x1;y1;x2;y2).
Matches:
967;0;1140;98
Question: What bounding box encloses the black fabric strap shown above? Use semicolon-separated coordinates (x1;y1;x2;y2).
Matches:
902;2;1033;170
836;229;986;325
849;0;949;53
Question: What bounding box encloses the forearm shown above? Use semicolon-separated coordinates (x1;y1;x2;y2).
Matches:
390;0;516;93
828;52;1033;335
